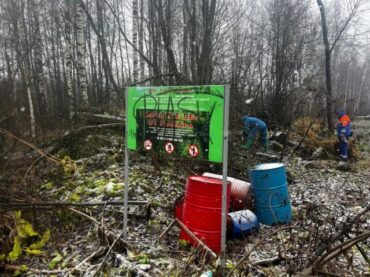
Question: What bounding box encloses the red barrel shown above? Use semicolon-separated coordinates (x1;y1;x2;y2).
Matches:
230;179;253;211
202;173;253;211
174;195;184;220
180;176;231;253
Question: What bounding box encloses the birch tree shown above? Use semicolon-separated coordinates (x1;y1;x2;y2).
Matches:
76;0;89;107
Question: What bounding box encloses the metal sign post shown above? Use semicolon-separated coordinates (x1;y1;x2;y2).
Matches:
220;85;230;271
123;87;129;239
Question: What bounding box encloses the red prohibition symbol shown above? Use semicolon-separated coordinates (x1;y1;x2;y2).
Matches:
164;141;175;154
143;139;153;151
188;144;199;158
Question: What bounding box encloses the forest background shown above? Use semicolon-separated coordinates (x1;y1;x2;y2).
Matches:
0;0;370;141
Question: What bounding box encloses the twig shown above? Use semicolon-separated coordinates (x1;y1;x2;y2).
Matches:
94;231;124;276
0;128;61;164
227;226;291;277
158;219;177;241
176;219;218;259
313;203;370;259
22;156;43;186
69;207;100;225
251;256;285;267
315;231;370;268
74;246;107;270
0;264;67;275
355;243;370;266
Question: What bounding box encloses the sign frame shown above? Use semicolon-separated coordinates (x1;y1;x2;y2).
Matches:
123;85;230;270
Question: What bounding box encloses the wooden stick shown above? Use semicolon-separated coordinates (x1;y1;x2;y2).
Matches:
175;219;217;259
251;256;285;267
95;231;124;275
69;207;100;225
0;264;66;275
0;200;148;208
158;219;176;241
227;226;291;277
74;246;107;269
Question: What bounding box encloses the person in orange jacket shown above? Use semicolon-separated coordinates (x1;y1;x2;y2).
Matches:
336;110;352;161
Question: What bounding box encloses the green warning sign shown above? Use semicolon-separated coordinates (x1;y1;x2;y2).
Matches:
127;85;225;162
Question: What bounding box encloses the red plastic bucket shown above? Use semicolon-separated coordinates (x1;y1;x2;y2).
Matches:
180;176;231;253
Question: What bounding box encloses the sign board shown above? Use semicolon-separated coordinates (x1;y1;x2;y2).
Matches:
127;85;225;162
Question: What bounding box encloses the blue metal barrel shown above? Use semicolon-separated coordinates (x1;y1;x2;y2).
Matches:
228;210;259;237
249;163;292;225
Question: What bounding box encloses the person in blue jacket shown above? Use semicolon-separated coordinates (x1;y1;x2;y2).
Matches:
241;116;269;151
336;110;352;161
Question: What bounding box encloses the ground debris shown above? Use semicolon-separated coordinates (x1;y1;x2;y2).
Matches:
0;119;369;276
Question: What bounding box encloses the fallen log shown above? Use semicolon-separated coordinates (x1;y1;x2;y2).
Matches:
2;123;124;162
78;112;125;124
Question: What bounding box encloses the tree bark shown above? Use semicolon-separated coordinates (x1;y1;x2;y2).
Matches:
316;0;333;130
132;0;139;83
65;0;75;118
76;0;89;108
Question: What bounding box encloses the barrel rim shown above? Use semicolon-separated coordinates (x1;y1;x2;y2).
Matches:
250;163;285;171
188;175;231;185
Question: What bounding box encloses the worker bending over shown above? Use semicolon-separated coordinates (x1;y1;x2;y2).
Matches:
241;116;269;151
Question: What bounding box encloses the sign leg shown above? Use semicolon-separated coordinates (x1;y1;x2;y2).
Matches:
220;85;230;273
124;88;129;239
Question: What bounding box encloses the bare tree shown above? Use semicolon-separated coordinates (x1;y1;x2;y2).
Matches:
316;0;366;130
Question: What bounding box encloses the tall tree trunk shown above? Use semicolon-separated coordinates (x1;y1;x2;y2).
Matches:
155;0;180;84
139;0;145;80
317;0;333;130
182;0;188;78
76;0;89;108
32;0;47;118
198;0;216;84
65;0;75;118
132;0;139;83
79;0;122;100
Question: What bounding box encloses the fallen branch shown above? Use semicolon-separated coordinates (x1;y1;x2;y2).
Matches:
313;203;370;259
62;123;124;138
314;231;370;268
255;152;279;160
0;200;148;208
176;219;217;259
0;128;60;164
69;207;100;225
74;246;107;270
0;264;66;275
158;219;177;241
355;243;370;266
251;256;286;267
67;207;132;251
78;113;125;124
95;231;124;276
227;226;291;277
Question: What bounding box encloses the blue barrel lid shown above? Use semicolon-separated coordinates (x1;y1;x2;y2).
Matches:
251;163;285;171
